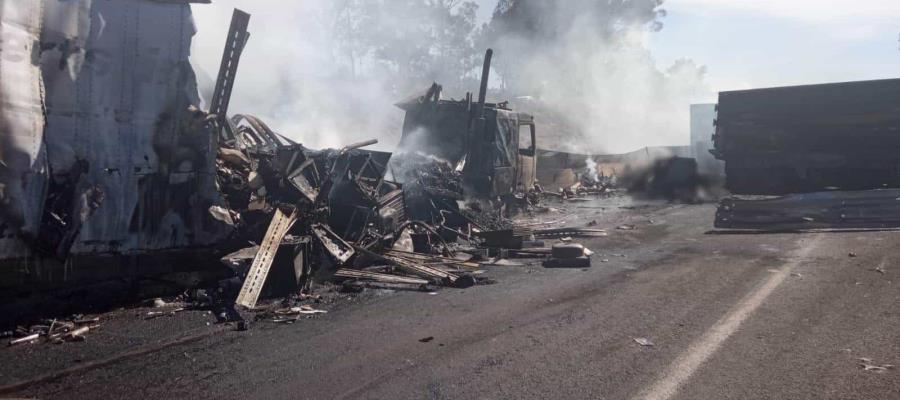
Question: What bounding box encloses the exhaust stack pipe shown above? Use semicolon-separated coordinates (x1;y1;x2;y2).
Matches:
341;138;378;153
477;48;493;118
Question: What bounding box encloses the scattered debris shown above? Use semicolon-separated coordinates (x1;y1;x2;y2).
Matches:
6;314;103;346
145;308;186;320
634;337;655;347
419;336;435;343
543;258;591;268
235;208;299;309
0;5;633;333
64;326;91;342
544;243;592;268
281;306;327;315
551;243;587;259
481;258;526;267
859;358;895;373
533;227;608;238
8;333;40;347
335;269;430;286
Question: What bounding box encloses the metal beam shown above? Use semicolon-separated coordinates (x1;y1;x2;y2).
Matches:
209;9;250;123
235;207;298;309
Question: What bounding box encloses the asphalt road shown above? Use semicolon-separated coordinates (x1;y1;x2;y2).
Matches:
3;201;898;399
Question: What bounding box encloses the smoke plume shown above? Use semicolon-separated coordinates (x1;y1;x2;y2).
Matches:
485;0;709;154
190;0;707;154
190;1;403;150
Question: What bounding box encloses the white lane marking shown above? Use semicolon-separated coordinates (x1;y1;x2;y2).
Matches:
634;235;823;400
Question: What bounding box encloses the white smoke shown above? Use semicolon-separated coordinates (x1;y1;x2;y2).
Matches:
584;157;600;182
190;1;708;155
490;3;710;154
189;1;403;150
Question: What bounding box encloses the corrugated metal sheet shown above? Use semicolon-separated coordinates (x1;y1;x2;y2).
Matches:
1;0;230;285
0;0;48;259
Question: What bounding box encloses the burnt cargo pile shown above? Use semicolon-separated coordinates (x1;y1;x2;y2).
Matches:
0;6;605;327
712;78;900;195
212;114;485;309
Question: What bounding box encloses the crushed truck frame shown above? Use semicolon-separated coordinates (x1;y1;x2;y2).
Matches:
395;49;537;199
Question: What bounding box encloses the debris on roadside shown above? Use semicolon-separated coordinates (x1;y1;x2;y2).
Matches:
145;308;186;320
151;298;169;308
859;358;895;373
543;243;593;268
0;7;627;332
7;315;102;346
8;333;40;347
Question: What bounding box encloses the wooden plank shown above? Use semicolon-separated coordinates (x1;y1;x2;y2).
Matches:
355;246;458;284
235;208;298;308
384;250;480;269
382;254;458;283
334;269;429;285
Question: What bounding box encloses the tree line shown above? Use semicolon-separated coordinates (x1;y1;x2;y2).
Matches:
331;0;668;98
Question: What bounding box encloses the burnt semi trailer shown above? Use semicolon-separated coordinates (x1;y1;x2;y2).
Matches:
712;79;900;195
0;0;231;300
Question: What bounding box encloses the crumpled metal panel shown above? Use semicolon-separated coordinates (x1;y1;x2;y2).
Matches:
39;0;92;174
44;0;226;254
0;0;228;265
0;0;49;259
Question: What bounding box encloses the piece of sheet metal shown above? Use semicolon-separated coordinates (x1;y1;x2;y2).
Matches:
716;189;900;231
235;207;298;309
209;9;250;124
0;0;49;262
287;159;320;203
334;269;429;286
0;1;236;290
311;223;355;264
43;0;216;254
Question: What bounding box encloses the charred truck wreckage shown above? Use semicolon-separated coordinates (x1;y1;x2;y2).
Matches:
0;6;603;325
3;3;900;398
712;78;900;231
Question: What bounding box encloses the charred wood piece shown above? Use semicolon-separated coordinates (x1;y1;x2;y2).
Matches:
334;269;429;286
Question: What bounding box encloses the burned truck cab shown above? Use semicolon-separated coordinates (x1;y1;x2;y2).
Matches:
396;97;536;198
466;106;536;197
394;49;537;199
